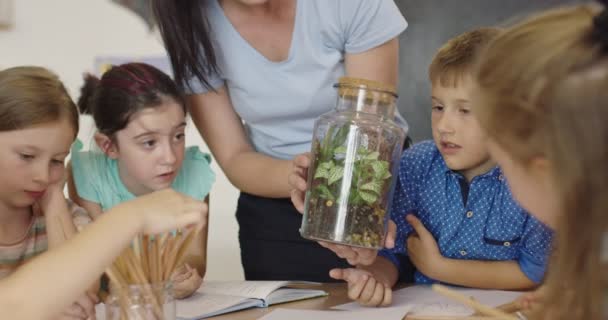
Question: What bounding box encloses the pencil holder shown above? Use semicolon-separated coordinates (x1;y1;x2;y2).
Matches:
103;230;198;320
300;77;406;249
106;281;175;320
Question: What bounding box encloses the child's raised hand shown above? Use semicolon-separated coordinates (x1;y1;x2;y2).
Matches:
406;214;445;279
116;189;207;235
288;152;311;214
330;268;392;307
171;263;203;299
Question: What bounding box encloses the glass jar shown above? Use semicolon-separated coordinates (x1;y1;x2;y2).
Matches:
106;282;175;320
300;77;406;249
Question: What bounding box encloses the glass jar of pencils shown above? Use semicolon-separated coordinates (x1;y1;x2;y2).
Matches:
300;77;406;249
106;281;175;320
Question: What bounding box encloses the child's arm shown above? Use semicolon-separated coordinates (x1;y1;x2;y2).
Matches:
329;255;399;307
40;174;78;248
67;161;103;219
171;196;209;299
0;189;206;320
179;196;210;276
360;255;401;289
430;259;535;290
406;215;536;290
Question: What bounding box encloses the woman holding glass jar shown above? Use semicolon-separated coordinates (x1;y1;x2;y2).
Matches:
152;0;408;281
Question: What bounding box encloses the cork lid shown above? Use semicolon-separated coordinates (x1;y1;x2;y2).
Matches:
335;77;398;104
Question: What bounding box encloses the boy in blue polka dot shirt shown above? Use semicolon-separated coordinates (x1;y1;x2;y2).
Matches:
330;27;554;307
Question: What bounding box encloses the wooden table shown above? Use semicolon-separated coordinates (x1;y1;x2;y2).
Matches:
206;283;353;320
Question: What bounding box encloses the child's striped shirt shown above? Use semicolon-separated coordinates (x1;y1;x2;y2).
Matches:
0;200;90;279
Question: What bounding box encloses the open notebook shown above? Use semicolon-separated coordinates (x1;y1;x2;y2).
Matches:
177;281;328;319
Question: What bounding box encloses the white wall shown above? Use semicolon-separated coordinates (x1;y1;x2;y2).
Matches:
0;0;243;281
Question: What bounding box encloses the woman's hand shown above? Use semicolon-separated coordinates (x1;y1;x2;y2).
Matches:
288;152;311;214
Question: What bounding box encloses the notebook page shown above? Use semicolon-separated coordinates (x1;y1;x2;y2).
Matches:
197;281;292;299
177;291;258;319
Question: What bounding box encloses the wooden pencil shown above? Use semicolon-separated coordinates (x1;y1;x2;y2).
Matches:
494;301;522;314
104;229;198;319
173;228;199;269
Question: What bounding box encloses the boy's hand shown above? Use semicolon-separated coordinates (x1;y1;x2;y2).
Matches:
330;268;392;307
406;214;445;279
318;220;397;266
171;264;203;299
118;189;207;235
288;152;310;214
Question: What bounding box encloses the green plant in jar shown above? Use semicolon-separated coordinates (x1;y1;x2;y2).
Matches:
300;77;406;249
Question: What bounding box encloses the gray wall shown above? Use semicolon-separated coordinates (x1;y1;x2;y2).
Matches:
395;0;583;142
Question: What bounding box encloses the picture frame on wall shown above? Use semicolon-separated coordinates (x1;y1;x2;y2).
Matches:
0;0;13;30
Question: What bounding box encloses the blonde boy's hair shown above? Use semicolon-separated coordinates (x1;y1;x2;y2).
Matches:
474;4;607;319
0;66;78;135
429;28;502;87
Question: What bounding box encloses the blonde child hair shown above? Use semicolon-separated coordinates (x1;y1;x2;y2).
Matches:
474;3;608;319
0;66;78;134
429;27;502;87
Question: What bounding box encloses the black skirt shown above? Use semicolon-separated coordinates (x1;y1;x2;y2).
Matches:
236;192;350;281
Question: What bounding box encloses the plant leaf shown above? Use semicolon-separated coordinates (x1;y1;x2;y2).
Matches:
371;160;389;178
360;181;384;195
314;167;329;180
382;171;392;180
320;127;335;161
315;185;335;200
365;151;380;160
328;165;344;185
334;145;347;154
359;191;378;204
333;124;350;149
324;161;335;169
314;161;333;179
349;190;363;206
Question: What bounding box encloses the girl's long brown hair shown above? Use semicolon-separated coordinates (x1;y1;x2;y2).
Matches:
474;4;607;319
151;0;219;91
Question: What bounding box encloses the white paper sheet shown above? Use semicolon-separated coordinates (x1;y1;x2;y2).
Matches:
258;306;411;320
334;285;522;316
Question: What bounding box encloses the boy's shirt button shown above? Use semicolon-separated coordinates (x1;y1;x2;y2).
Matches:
460;250;468;256
466;211;474;218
